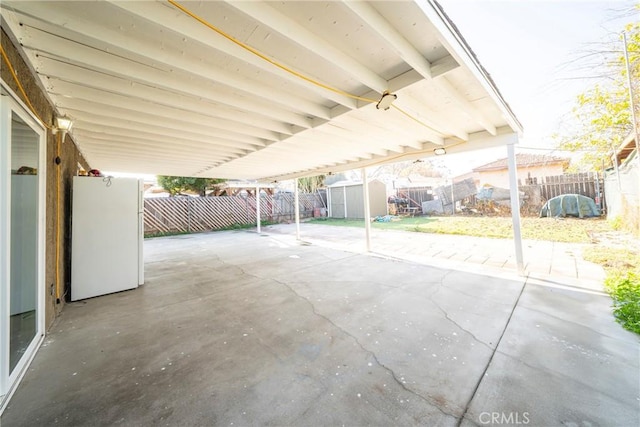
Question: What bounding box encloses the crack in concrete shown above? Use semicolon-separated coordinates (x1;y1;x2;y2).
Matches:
212;248;505;423
272;277;460;422
455;277;528;427
433;268;491;347
386;270;494;351
426;289;493;351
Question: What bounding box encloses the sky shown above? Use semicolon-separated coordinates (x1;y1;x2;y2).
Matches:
436;0;638;175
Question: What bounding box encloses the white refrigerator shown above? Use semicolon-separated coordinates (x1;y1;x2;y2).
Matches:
71;176;144;301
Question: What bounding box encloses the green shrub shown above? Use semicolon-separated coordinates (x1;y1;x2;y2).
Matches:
604;271;640;334
608;216;624;231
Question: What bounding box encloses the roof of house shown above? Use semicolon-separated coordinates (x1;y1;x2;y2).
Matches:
614;132;638;166
472;153;570;172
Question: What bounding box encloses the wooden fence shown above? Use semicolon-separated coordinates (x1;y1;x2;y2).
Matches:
518;172;604;214
520;172;602;200
144;193;323;236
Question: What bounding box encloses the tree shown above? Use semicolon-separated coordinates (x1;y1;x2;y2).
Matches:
157;175;223;197
555;19;639;171
370;159;443;179
297;175;325;193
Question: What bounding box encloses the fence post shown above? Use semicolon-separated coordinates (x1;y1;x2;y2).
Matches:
294;179;301;240
187;197;192;233
256;186;261;234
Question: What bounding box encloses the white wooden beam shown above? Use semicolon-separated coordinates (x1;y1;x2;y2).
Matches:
78;144;230;163
73;129;250;156
73;130;244;160
389;93;468;141
331;109;444;146
436;77;497;135
42;62;312;130
71;122;262;153
343;1;434;79
60;102;282;143
337;70;455;144
444;126;516;148
431;55;460;78
109;0;357;110
345;1;496;135
17;12;331;119
226;0;388;94
415;0;522;134
70;115;265;149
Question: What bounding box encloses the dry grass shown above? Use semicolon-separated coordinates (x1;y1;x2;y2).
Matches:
310;216;612;243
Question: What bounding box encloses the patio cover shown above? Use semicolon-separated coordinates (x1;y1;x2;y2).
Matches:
0;0;522;182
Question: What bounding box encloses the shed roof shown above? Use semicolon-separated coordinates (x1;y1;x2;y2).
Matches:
1;0;522;182
327;179;385;188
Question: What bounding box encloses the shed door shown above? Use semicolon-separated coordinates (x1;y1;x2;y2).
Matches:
330;187;345;218
345;185;364;219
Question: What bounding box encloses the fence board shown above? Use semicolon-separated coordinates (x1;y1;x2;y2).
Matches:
144;193;323;236
519;172;603;214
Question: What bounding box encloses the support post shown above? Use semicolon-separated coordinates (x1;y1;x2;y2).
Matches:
361;168;371;252
343;186;348;218
256;186;261;234
507;143;525;275
294;178;301;240
450;179;455;215
623;32;640;217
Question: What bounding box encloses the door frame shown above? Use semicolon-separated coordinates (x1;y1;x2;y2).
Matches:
0;79;47;414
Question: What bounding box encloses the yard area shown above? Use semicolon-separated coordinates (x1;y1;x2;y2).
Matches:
309;216;612;243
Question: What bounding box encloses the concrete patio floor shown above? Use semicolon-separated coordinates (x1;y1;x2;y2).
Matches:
2;229;638;426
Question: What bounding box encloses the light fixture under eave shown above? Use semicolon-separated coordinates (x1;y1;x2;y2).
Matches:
376;91;397;110
434;147;446;155
54;116;73;134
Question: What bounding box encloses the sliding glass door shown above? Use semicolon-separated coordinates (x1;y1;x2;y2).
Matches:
1;84;46;411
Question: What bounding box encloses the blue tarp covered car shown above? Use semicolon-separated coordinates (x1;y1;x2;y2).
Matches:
539;194;601;218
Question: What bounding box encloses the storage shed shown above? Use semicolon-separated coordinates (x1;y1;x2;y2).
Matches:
327;180;388;219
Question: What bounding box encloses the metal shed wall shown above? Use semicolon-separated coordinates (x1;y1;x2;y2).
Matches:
328;180;387;219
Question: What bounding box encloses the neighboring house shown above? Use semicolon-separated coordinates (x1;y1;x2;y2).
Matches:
471;154;570;189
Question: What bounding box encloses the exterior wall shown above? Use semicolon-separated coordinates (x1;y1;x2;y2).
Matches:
478;164;565;189
604;159;639;234
2;29;90;329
